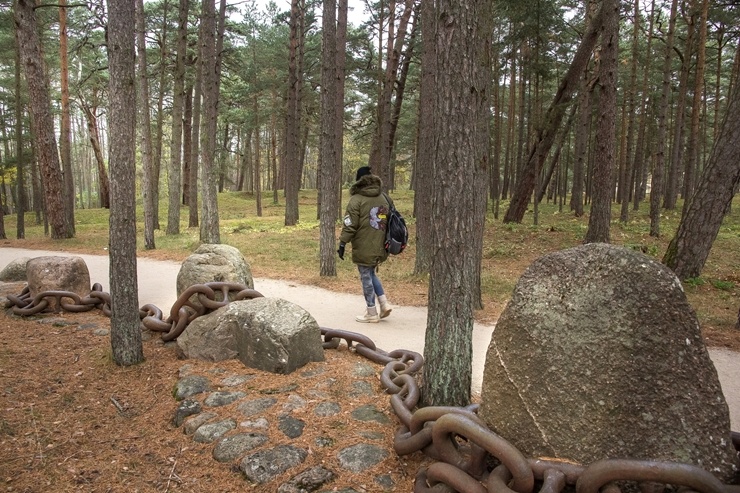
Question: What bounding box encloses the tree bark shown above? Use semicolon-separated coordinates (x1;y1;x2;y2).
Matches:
319;0;339;277
80;102;111;208
14;39;25;239
199;0;220;243
651;0;678;236
152;0;168;229
284;0;303;226
584;0;618;244
59;0;75;236
619;0;641;223
166;0;189;234
664;8;694;210
14;0;71;239
136;0;156;249
368;0;414;187
663;43;740;279
413;0;435;276
107;0;144;366
422;0;491;408
503;4;604;224
681;0;709;214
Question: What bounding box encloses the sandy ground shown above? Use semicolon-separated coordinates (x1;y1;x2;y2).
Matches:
1;246;737;431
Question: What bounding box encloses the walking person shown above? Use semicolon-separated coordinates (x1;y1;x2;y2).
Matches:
337;166;393;323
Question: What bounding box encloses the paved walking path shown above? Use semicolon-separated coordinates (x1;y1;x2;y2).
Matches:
1;246;737;430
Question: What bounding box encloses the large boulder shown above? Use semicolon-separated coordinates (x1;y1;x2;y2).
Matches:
479;243;738;481
0;257;31;282
177;297;324;374
26;256;91;311
177;244;253;296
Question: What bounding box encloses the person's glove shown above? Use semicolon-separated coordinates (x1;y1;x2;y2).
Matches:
337;242;346;260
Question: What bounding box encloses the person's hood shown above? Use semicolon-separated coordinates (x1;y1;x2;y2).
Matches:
350;174;382;197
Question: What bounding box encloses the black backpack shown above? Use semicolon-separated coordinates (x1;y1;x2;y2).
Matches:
383;193;408;255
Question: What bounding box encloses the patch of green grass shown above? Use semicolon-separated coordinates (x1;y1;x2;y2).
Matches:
711;279;735;291
683;277;706;288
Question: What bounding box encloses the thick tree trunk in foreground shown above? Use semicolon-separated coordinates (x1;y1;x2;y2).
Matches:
422;0;491;408
107;0;144;366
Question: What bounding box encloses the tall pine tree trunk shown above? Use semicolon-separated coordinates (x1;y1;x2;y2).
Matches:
199;0;220;243
166;0;189;234
136;0;156;249
504;4;604;224
14;0;71;239
59;0;75;236
319;0;338;277
663;41;740;279
422;0;491;408
651;0;678;236
413;0;435;276
284;0;303;226
584;0;618;244
107;0;144;366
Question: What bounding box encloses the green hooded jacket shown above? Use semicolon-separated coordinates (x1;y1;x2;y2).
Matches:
339;174;392;266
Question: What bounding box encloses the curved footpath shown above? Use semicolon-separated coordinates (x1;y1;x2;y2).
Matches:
0;247;737;430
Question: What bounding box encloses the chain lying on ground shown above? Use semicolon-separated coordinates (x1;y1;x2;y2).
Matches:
5;285;739;492
7;282;263;342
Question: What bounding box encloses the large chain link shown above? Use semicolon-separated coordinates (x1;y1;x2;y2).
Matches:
5;283;738;492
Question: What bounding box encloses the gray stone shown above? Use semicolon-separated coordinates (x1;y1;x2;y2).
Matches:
374;474;394;490
351;405;390;424
177;298;325;374
359;431;384;441
212;432;268;462
336;443;388;473
239;417;269;430
221;375;255;386
26;256;91;311
262;383;299;394
282;394;307;412
348;381;374;397
183;412;218;435
352;362;376;377
93;329;109;337
314;436;334;448
176;244;254;299
203;391;246;407
314;402;341;417
173;399;202;427
277;466;336;493
240;445;308;484
38;317;76;326
192;418;236;443
174;375;211;400
479;243;738;480
0;257;30;282
300;367;326;378
278;414;305;439
237;397;277;417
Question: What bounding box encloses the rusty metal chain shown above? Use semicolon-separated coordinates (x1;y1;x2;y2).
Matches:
6;282;738;493
6;281;262;342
